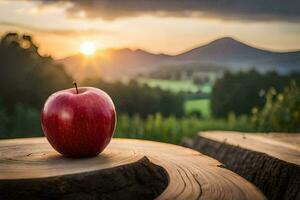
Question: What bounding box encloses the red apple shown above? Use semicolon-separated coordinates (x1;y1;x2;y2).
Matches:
41;84;116;157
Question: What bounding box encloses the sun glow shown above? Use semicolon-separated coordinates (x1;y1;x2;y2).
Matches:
80;41;96;56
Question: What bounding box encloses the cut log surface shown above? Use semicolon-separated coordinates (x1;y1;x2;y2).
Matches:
182;131;300;200
0;137;265;200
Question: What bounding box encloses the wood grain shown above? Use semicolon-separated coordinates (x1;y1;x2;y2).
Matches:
182;131;300;200
200;131;300;165
0;137;265;200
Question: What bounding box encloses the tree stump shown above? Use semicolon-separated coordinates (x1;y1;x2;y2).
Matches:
181;131;300;200
0;137;265;200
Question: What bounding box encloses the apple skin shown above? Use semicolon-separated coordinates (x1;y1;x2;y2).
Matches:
41;87;116;157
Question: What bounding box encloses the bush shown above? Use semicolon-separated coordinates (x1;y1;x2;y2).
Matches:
251;82;300;132
211;70;300;118
0;103;42;139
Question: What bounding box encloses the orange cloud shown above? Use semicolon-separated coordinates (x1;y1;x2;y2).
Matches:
0;21;113;36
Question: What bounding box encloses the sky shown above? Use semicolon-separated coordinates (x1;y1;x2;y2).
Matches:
0;0;300;59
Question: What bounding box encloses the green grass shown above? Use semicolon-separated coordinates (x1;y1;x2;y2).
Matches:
138;78;213;94
138;78;212;118
184;99;211;118
200;84;212;93
115;113;255;144
0;107;255;144
138;78;199;93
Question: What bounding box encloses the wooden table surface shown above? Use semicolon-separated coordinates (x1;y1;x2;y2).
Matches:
0;137;265;200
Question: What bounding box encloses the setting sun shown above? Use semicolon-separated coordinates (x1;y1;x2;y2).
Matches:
80;41;96;56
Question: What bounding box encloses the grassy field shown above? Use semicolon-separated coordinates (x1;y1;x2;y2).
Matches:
115;113;254;144
138;78;199;93
200;84;212;94
0;110;255;144
138;78;212;118
184;99;211;118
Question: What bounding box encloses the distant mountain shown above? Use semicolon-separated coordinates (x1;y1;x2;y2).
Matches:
57;48;173;81
57;37;300;81
176;37;300;72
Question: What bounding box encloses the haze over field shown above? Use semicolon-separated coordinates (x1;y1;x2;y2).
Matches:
58;37;300;81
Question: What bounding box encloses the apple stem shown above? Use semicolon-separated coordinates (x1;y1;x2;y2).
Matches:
73;81;79;94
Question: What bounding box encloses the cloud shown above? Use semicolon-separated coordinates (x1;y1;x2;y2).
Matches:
0;21;112;36
32;0;300;22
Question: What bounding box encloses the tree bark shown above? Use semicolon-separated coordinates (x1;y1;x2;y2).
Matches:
182;131;300;200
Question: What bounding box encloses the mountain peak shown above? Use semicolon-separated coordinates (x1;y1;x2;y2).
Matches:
207;37;242;47
213;36;237;42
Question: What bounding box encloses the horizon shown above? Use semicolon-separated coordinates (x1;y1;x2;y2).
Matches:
1;0;300;59
66;36;300;60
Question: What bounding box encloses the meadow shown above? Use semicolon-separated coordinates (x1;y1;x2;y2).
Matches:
138;78;199;93
184;99;211;118
138;78;212;118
